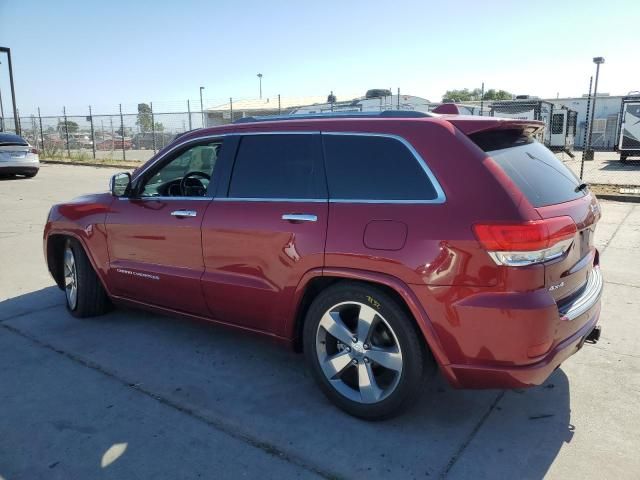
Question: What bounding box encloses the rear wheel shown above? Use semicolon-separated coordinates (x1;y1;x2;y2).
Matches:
63;239;110;317
303;282;434;420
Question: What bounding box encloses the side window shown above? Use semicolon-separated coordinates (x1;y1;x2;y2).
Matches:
322;134;438;201
228;134;321;199
551;114;564;134
140;141;221;197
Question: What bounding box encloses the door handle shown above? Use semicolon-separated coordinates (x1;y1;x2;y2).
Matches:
171;210;197;218
282;213;317;223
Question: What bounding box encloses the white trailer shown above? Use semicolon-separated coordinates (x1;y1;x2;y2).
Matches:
616;94;640;162
489;100;576;154
290;92;430;115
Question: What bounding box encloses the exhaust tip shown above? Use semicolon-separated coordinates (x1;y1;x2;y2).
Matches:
585;325;601;344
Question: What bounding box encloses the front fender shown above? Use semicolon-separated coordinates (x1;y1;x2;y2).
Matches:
43;193;114;294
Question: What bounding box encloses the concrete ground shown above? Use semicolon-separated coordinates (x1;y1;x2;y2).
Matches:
1;164;639;480
558;150;640;187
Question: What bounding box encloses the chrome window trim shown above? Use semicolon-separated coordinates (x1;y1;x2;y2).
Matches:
215;197;326;203
321;131;446;204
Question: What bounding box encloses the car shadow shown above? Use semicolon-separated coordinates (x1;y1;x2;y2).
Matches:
1;286;572;479
598;159;640;171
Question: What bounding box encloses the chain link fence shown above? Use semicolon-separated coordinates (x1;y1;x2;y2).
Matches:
2;91;639;193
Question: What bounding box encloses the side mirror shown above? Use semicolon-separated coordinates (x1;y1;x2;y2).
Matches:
110;172;132;197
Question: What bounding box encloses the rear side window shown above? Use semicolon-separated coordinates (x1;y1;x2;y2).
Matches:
229;134;322;199
322;134;438;201
474;131;585;207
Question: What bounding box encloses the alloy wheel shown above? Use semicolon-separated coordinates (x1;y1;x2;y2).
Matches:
315;301;403;404
63;247;78;310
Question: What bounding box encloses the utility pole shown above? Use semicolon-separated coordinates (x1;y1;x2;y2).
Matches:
257;73;263;99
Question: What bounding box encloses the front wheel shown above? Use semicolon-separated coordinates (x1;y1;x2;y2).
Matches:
303;282;434;420
63;239;111;317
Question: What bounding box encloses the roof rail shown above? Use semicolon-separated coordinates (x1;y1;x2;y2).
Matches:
233;110;433;124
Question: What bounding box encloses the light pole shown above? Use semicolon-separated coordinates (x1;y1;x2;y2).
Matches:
0;60;4;131
199;86;205;128
585;56;605;161
257;73;263;100
0;47;19;134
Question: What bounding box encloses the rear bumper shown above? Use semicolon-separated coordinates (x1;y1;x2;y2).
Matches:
0;165;39;175
448;304;600;389
413;265;603;389
0;158;40;175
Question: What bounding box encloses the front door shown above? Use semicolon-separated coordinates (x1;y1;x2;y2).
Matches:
106;139;224;315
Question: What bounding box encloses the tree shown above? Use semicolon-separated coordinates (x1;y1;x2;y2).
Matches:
443;88;483;102
442;88;513;102
482;89;513;100
57;120;79;135
136;103;153;133
154;122;164;132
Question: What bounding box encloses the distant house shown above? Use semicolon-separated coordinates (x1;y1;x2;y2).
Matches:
204;96;326;126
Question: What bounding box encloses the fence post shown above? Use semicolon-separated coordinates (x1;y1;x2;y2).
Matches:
63;106;70;158
119;104;125;161
151;101;156;154
278;94;281;114
187;100;192;130
580;76;593;179
89;106;96;160
37;107;44;153
229;97;233;123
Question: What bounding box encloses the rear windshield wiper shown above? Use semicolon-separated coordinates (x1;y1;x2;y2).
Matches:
575;183;589;193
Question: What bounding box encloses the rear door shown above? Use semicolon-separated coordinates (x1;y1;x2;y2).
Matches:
549;111;567;149
200;132;328;336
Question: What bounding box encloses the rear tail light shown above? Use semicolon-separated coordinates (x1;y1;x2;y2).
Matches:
473;216;577;266
30;147;38;154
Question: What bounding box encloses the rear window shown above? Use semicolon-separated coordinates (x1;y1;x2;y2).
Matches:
472;130;586;207
0;133;28;146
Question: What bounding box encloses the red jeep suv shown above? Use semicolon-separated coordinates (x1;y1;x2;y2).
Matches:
44;111;603;419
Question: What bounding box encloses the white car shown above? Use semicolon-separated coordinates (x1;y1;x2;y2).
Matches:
0;132;40;177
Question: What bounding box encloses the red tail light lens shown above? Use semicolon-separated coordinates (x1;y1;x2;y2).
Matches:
473;217;577;252
30;147;39;154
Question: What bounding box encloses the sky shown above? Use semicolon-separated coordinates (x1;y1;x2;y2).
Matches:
0;0;638;116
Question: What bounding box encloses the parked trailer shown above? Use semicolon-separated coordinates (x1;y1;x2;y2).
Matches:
616;93;640;162
489;100;576;155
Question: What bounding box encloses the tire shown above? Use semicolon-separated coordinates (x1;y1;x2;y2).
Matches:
24;170;38;178
63;238;111;317
620;154;628;163
303;281;435;420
